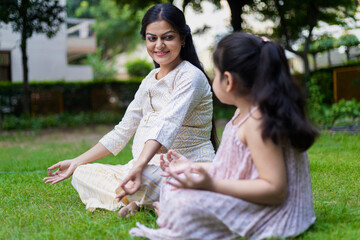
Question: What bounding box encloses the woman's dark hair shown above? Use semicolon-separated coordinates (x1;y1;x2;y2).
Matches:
213;32;318;151
141;3;218;150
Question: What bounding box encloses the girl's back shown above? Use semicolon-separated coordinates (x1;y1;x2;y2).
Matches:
207;108;315;239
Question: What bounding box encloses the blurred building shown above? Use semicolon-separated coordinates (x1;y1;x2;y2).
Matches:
0;0;95;82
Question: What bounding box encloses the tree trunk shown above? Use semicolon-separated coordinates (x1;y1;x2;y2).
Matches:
227;0;252;32
345;47;350;61
21;27;30;116
327;49;332;66
312;53;317;70
301;52;311;83
20;0;30;116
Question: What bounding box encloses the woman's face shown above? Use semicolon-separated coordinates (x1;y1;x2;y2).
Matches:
145;20;183;68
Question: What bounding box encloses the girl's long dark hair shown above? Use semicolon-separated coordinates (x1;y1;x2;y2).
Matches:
141;3;218;150
213;32;318;151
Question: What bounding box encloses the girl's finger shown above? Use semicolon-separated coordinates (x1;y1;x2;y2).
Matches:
183;168;195;182
160;153;165;162
193;165;207;175
167;171;188;187
169;150;182;160
160;172;170;177
165;179;183;189
160;154;169;171
166;150;175;162
165;166;182;176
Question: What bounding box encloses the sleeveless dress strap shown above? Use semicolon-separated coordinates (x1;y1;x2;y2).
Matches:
235;106;259;127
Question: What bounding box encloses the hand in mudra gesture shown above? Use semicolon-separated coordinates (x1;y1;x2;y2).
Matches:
115;166;143;202
43;160;77;184
160;150;193;176
161;150;214;191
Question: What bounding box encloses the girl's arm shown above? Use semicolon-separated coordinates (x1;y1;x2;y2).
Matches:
167;114;287;205
232;111;287;205
210;138;286;205
195;162;212;171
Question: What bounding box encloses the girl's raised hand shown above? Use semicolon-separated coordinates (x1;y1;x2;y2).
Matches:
160;154;170;172
160;150;192;177
165;165;213;191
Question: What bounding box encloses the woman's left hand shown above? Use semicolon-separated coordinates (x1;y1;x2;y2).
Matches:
165;165;213;191
116;166;143;202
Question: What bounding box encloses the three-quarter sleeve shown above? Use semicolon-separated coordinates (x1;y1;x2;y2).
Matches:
145;70;209;150
99;80;146;155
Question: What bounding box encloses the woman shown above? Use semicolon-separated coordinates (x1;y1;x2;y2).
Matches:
43;3;217;217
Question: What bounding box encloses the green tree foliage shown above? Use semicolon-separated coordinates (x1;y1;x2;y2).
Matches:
338;33;360;61
66;0;98;18
308;41;322;70
249;0;358;80
317;35;337;66
86;47;117;79
114;0;255;32
0;0;65;115
299;40;323;70
114;0;172;10
71;0;254;32
73;0;144;60
116;0;254;31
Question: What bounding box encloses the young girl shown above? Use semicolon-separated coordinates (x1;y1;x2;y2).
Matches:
130;32;318;239
43;3;217;217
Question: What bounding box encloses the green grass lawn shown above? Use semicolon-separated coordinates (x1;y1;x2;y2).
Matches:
0;125;359;239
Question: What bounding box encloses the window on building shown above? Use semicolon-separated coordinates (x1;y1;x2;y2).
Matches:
0;51;11;82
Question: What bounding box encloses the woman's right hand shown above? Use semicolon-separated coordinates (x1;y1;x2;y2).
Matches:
160;150;193;176
43;159;78;184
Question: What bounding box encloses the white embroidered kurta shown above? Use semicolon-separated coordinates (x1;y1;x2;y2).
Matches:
71;61;215;211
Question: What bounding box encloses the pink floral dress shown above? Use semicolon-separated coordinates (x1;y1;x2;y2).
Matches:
130;108;316;240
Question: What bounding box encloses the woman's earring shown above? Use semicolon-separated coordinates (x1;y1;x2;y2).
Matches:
181;43;185;48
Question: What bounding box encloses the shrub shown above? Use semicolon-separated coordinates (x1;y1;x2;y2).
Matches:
323;99;360;126
310;71;333;105
1;112;124;131
125;59;153;77
307;98;360;127
307;77;327;124
0;80;142;116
